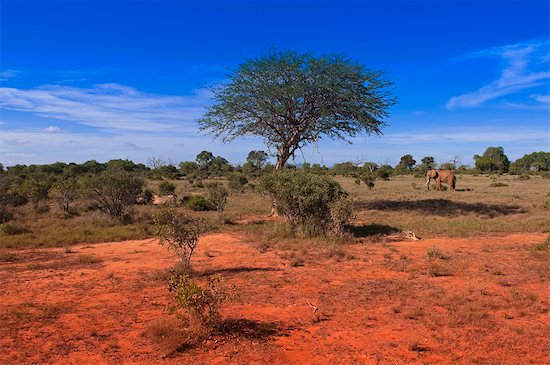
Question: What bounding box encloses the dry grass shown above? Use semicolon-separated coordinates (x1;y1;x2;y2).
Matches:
0;174;547;250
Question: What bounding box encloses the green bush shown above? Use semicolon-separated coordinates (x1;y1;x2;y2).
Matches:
186;196;215;211
544;192;550;211
154;208;208;264
228;172;248;192
158;181;176;196
0;223;30;236
206;183;228;216
259;172;351;235
83;167;144;219
168;273;229;330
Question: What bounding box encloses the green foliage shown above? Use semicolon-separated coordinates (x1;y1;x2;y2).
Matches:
259;172;351;235
329;196;354;235
158;181;176;196
227;172;248;192
421;156;435;169
544;192;550;211
154;208;208;264
51;175;80;214
377;164;393;180
244;150;268;174
206;183;229;216
198;49;395;169
359;171;376;189
474;146;510;173
178;161;199;175
83;167;144;219
20;173;54;206
168;273;229;329
0;223;30;236
196;151;214;170
0;174;26;223
511;151;550;173
489;182;508;187
396;154;416;173
331;162;358;176
186;196;215;211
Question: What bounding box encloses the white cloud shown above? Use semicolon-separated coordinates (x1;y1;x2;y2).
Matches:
42;126;62;133
0;83;212;132
447;40;550;109
530;94;550;104
0;69;19;81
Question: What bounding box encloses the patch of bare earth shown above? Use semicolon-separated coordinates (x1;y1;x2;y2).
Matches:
0;232;548;364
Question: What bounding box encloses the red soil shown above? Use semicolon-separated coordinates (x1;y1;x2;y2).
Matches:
1;232;548;364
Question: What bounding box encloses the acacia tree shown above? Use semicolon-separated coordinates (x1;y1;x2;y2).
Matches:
198;50;395;170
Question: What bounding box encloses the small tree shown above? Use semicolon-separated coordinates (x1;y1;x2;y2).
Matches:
206;182;229;217
196;151;214;170
245;150;268;173
20;173;53;207
52;175;80;214
154;208;208;264
359;171;376;189
396;154;416;173
84;167;144;219
474;146;510;173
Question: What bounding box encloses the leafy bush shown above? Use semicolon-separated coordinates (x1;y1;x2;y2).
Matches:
206;183;228;216
158;181;176;196
544;192;550;211
168;273;229;330
489;182;508;187
359;172;376;189
83;167;144;219
0;223;30;236
427;245;447;260
329;196;354;235
227;172;248;192
186;196;215;211
259;172;351;235
51;175;80;214
154;208;208;264
20;173;54;206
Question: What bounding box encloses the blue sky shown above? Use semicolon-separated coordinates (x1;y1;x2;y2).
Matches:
1;0;549;167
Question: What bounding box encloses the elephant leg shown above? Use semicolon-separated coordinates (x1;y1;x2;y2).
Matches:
436;179;441;191
426;177;431;190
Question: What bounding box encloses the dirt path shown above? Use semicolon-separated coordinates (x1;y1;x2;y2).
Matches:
1;232;548;364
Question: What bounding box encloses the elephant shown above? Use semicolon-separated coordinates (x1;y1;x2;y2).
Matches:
425;169;456;191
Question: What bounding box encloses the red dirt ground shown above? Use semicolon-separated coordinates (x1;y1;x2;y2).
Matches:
1;232;548;364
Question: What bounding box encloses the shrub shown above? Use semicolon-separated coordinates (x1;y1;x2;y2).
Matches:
427;245;447;260
83;167;144;219
544;192;550;211
329;196;354;235
51;175;80;214
227;172;248;192
158;181;176;196
186;196;215;211
206;183;228;217
168;273;229;330
154;208;208;264
20;173;54;206
0;223;30;236
360;172;376;189
489;182;508;187
259;172;351;235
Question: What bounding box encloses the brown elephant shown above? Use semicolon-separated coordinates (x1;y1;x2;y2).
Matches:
425;169;456;191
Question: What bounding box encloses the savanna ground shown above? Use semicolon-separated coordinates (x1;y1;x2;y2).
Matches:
1;175;549;364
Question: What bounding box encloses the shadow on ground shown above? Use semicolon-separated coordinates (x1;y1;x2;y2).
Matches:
355;199;526;218
348;224;400;237
216;318;287;340
201;266;282;276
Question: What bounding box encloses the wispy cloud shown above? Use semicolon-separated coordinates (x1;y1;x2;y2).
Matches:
0;83;212;132
0;69;19;81
42;126;63;133
447;40;550;109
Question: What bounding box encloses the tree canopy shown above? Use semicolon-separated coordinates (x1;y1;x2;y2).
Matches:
474;146;510;173
198;49;395;169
